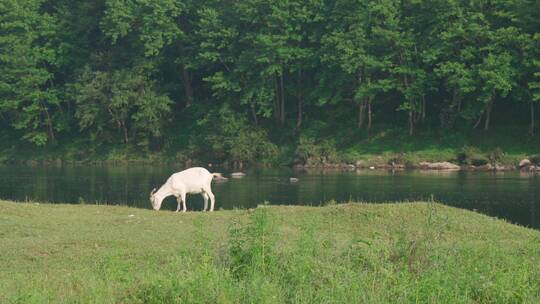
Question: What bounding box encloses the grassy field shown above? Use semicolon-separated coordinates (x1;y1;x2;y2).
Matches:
1;200;539;303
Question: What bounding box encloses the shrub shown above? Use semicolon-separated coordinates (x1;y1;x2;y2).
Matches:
295;135;338;165
194;104;278;166
295;136;319;165
387;153;406;166
470;158;488;166
456;146;488;166
319;140;339;164
228;208;278;279
488;147;505;165
529;155;540;166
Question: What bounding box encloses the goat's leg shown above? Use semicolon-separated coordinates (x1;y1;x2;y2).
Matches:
207;191;215;212
176;196;182;212
181;193;187;212
202;193;209;212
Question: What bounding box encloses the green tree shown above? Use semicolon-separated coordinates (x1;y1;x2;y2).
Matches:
322;0;396;130
0;0;60;145
73;67;171;145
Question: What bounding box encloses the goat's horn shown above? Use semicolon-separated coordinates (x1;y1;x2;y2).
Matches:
150;188;157;196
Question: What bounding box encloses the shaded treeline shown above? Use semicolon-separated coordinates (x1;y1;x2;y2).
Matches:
0;0;539;163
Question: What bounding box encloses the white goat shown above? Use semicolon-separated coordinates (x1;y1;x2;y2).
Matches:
149;167;220;212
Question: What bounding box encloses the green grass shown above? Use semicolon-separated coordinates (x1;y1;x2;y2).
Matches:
338;126;540;167
1;200;539;303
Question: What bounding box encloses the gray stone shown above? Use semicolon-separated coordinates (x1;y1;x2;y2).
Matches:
494;165;506;171
519;159;531;168
231;172;246;178
418;161;460;170
473;164;494;171
341;164;356;170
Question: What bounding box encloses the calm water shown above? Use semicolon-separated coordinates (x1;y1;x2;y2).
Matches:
0;165;538;229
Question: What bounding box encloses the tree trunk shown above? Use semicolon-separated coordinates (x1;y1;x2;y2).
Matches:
41;103;55;142
297;97;302;129
473;112;483;129
251;103;258;125
279;70;285;124
296;69;303;129
107;107;127;144
181;65;193;108
413;107;421;124
121;120;128;144
358;101;366;128
273;75;280;122
452;88;462;113
409;111;414;136
530;100;535;136
484;96;494;131
367;98;372;130
401;64;412;135
421;95;426;122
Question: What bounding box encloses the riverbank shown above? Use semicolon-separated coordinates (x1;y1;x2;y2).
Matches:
3;154;538;172
1;127;538;171
1;200;539;303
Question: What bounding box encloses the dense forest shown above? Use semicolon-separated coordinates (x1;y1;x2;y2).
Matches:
1;0;539;165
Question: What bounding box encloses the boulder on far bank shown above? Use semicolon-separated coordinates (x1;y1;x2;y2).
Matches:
518;158;540;172
523;165;540;172
340;164;356;170
470;164;494;171
418;161;460;170
494;164;512;171
519;159;531;168
355;160;366;168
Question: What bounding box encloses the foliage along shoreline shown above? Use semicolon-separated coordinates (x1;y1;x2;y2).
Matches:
1;127;539;171
2;149;539;173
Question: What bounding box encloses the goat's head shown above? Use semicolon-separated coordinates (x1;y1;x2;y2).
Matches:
149;188;160;210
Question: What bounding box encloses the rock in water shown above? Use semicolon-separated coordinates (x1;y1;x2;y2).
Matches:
231;172;246;178
289;177;299;183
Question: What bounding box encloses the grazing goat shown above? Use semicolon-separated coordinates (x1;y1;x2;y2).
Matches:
149;167;220;212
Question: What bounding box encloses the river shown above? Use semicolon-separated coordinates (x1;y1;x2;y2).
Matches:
0;165;538;229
